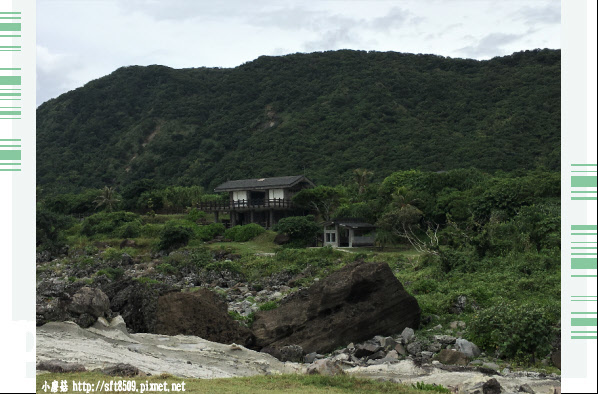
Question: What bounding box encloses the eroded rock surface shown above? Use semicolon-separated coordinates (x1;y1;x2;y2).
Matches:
37;321;300;378
155;289;255;347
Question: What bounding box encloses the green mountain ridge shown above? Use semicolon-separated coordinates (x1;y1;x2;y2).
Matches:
36;49;560;192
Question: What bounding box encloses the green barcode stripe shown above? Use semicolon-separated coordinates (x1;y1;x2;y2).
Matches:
0;150;21;160
571;258;597;269
572;176;598;187
0;76;20;85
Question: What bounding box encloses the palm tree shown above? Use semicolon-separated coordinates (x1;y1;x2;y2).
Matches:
94;186;121;212
353;168;373;195
390;186;420;208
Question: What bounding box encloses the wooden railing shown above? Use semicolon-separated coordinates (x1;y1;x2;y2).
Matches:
198;198;293;211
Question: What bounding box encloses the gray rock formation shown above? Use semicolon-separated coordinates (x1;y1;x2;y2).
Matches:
436;349;469;366
455;338;481;358
401;327;415;344
37;359;86;373
306;359;345;376
68;287;110;318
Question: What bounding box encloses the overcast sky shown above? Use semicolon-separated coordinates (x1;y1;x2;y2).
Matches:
36;0;561;106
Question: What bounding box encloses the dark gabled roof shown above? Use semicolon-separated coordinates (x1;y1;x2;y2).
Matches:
214;175;314;192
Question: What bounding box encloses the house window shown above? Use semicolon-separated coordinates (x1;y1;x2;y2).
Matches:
331;233;336;243
326;233;330;242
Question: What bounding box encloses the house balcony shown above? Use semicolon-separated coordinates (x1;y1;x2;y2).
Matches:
198;198;294;212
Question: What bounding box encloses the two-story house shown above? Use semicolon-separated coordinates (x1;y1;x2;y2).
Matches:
199;175;315;228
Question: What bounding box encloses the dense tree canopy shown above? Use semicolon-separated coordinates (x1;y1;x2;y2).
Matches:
37;49;560;194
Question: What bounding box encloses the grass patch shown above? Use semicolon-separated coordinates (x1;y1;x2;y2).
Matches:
258;300;278;311
207;231;279;254
134;277;161;286
36;372;427;394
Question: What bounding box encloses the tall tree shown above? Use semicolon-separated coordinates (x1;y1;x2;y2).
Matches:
353;168;373;195
94;186;121;212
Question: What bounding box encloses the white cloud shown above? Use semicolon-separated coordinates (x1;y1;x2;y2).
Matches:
36;0;561;106
36;45;83;104
458;32;527;58
516;3;561;26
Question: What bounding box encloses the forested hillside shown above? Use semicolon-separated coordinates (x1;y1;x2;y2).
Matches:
37;49;560;192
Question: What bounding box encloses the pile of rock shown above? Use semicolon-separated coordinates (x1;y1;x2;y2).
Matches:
226;286;291;317
36;283;114;328
295;326;483;371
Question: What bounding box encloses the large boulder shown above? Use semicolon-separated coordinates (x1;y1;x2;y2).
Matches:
103;278;174;333
455;338;481;358
155;289;255;347
68;287;110;318
252;261;421;354
436;349;469;366
483;378;502;394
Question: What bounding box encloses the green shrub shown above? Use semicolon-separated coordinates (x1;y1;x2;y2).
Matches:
95;267;125;280
134;277;161;285
157;220;195;251
83;245;99;255
204;260;242;274
273;215;321;247
116;221;142;238
189;248;214;268
43;189;99;216
186;208;207;223
411;382;451;393
81;211;140;237
228;310;255;326
409;279;439;294
102;247;123;262
141;223;162;237
224;224;265;242
72;256;95;269
439;249;478;273
156;263;177;275
36;205;72;252
468;300;556;362
164;247;213;272
195;223;226;241
259;301;278;311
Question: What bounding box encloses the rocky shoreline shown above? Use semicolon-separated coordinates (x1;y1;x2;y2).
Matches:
37;252;561;393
